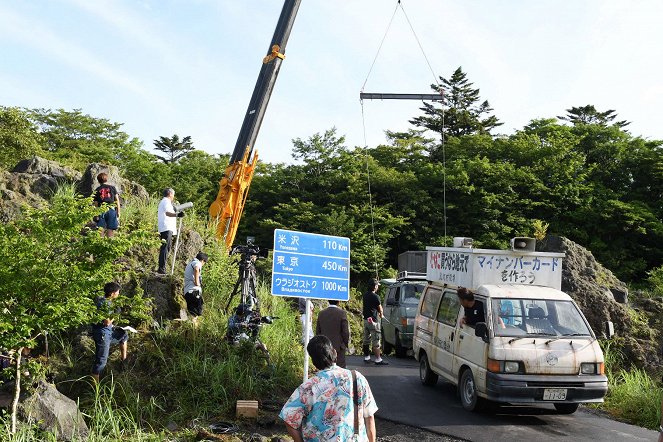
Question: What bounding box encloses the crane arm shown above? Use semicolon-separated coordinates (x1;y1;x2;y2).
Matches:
210;0;302;249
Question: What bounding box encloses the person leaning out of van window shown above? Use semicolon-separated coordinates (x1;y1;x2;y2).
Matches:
457;287;485;327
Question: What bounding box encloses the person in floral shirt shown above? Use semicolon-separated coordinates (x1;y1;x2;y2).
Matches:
280;335;378;442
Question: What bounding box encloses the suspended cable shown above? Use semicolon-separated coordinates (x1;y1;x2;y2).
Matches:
360;99;380;279
399;1;448;245
360;2;400;93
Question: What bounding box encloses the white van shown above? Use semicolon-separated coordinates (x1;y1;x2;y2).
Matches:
413;238;612;414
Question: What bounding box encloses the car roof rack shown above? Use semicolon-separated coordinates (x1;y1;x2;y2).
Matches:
397;271;427;281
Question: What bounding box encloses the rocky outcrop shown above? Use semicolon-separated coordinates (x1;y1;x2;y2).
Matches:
0;157;82;221
19;381;89;441
78;163;148;200
539;235;661;369
0;157;148;221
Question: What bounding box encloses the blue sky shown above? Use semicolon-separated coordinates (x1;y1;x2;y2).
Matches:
1;1;662;164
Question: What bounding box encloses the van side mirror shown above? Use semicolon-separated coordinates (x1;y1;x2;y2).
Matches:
475;322;489;343
604;321;614;339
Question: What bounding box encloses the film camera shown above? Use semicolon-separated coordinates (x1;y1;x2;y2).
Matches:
229;236;269;259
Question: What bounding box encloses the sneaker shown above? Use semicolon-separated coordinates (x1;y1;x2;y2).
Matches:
374;360;389;366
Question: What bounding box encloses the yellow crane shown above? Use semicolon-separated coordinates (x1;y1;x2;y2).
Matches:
209;0;302;249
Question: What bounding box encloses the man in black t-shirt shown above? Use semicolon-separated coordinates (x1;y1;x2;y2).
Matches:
457;287;485;327
362;278;388;365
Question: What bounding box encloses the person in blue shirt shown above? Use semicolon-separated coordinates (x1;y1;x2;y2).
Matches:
91;282;128;382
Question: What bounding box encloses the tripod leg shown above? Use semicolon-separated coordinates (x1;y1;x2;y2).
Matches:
225;277;242;313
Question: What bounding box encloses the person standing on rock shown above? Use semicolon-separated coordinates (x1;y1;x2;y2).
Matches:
157;188;183;275
183;252;208;324
93;172;121;238
316;300;350;368
91;282;128;382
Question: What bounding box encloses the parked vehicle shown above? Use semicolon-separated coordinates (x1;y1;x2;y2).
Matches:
413;237;613;414
381;272;426;357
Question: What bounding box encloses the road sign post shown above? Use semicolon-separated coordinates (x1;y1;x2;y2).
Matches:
271;228;350;381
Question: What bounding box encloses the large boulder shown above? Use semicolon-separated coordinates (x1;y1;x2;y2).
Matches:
144;275;185;321
19;380;89;441
78;163;149;200
0;157;82;221
13;157;82;181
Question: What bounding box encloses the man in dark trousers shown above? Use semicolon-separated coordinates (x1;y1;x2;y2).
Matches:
362;278;388;365
316;300;350;368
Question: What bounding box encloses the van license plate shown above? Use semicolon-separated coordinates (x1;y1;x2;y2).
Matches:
543;389;567;401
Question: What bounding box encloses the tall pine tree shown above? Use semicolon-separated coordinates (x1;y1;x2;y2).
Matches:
410;67;501;142
153;134;194;164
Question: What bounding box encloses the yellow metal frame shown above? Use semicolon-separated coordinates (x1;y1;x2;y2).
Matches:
209;145;258;249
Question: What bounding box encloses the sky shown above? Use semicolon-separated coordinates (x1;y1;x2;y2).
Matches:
1;0;662;165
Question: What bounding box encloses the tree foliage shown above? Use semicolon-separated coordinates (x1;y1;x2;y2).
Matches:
0;190;153;351
0;107;43;170
410;67;502;144
153;134;195;164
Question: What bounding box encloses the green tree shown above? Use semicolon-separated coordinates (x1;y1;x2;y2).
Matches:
28;108;145;170
410;67;502;145
558;104;630;128
0;107;43;169
0;190;153;433
153;134;195;164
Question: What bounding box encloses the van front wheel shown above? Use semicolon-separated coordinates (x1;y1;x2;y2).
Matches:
554;403;579;414
460;369;485;412
419;353;438;386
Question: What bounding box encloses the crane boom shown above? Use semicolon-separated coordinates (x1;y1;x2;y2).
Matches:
210;0;302;249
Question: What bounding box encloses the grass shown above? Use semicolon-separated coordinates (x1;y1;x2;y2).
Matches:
594;339;663;430
0;193;302;440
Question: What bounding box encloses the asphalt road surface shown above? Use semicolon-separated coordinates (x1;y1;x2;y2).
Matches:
347;355;658;442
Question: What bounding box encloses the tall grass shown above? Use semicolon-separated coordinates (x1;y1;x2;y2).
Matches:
598;339;662;430
603;368;662;429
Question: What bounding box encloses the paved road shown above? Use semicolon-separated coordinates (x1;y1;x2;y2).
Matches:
347;355;657;442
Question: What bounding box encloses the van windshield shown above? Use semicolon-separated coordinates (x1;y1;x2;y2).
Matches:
491;298;592;338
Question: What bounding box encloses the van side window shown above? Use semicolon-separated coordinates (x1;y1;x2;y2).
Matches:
420;288;442;319
436;293;460;325
394;286;401;303
386;287;396;305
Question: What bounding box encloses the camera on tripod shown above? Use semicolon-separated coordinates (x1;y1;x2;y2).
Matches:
230;236;269;259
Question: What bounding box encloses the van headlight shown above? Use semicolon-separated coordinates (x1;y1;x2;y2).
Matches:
580;362;604;374
488;358;523;374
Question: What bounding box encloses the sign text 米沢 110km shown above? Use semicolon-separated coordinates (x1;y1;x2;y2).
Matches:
271;228;350;301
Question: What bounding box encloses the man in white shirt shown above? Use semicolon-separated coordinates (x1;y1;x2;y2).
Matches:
157;188;182;274
184;252;208;323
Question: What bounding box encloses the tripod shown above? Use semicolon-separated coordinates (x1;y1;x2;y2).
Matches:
225;252;259;312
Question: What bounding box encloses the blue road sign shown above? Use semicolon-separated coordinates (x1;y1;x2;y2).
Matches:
271;229;350;301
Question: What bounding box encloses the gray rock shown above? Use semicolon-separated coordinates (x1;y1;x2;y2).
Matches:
144;275;184;321
19;380;89;441
78;163;148;200
12;157;82;181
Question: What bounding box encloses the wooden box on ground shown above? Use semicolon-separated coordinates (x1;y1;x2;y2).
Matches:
236;400;259;418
